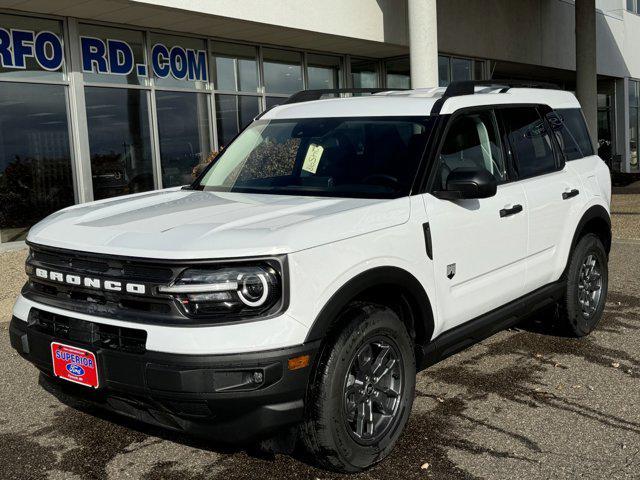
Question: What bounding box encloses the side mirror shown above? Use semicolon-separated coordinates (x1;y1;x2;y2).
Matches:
435;168;497;200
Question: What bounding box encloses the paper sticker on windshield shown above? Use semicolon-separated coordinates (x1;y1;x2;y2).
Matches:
302;144;324;174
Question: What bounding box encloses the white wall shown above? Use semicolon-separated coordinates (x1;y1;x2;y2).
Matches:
131;0;408;46
5;0;640;78
436;0;640;80
618;11;640;79
144;0;638;80
0;0;409;56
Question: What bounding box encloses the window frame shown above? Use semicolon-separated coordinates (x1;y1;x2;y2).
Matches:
426;106;512;194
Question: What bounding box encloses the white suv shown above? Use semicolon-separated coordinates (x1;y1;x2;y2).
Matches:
10;81;611;472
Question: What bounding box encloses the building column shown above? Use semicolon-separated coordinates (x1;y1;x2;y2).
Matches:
408;0;439;88
575;0;598;148
66;18;94;203
616;78;631;173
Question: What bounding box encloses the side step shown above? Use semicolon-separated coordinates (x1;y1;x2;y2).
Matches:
418;281;565;370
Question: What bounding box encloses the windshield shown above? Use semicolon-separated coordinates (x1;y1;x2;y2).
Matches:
195;116;434;198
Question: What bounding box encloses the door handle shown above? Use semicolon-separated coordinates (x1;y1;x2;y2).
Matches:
500;204;523;218
562;189;580;200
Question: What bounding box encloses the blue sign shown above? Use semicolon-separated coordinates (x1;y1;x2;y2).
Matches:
0;28;64;71
0;27;207;82
80;36;208;81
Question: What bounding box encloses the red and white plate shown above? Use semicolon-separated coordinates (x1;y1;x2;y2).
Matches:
51;342;99;388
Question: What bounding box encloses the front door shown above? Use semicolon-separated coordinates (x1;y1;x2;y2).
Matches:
423;108;528;334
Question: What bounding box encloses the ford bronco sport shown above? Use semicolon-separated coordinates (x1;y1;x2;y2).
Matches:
10;81;612;472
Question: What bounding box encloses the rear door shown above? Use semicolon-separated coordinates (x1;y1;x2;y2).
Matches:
423;108;528;333
498;106;584;292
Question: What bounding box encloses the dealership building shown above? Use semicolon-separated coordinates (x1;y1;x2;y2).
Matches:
0;0;638;244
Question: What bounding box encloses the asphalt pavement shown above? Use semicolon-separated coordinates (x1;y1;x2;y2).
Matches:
1;206;639;479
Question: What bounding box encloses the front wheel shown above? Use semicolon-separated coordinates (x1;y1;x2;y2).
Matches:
300;303;415;472
558;233;609;337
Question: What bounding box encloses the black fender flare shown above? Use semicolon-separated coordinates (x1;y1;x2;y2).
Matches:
563;204;611;276
570;204;612;253
304;266;434;345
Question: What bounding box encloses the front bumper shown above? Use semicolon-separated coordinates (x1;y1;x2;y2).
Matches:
9;316;320;443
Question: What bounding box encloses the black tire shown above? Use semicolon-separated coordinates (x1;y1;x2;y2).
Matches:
300;303;415;473
558;233;609;337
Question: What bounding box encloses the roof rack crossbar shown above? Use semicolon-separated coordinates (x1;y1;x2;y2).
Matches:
431;79;561;115
283;88;404;105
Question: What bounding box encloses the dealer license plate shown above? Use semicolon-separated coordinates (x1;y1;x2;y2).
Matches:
51;342;99;388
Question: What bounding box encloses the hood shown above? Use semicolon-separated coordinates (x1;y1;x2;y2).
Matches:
27;188;410;259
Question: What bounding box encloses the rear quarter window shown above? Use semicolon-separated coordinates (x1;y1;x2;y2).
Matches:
500;107;559;179
546;108;594;160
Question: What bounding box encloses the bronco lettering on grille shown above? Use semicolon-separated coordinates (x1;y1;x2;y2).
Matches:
34;268;146;295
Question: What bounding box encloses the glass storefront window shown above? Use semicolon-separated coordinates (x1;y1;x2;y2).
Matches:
597;93;609;108
630;108;638;171
630;82;638;170
263;48;303;94
156;91;211;188
0;14;65;81
451;57;473;81
307;54;341;89
350;59;379;88
597;89;615;168
438;55;484;86
85;87;154;199
266;96;286;109
629;80;638;108
626;0;640;12
385;57;410;89
211;41;258;93
0;83;74;242
438;56;450;87
215;94;260;148
149;33;207;90
474;60;485;82
79;24;146;86
597;113;612;166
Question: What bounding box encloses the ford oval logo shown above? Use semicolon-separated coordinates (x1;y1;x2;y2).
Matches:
66;364;85;376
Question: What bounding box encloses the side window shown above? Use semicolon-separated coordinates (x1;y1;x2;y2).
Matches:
436;110;507;189
546;108;594;160
501;107;559;179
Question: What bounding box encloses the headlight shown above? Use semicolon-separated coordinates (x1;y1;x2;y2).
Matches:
158;263;282;318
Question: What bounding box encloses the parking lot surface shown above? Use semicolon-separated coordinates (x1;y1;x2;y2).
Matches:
0;193;639;480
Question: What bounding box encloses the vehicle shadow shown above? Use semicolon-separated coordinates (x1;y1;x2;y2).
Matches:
34;373;287;476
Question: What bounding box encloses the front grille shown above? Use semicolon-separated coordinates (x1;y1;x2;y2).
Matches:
29;309;147;354
24;244;187;324
29;281;172;314
23;243;286;326
31;248;173;283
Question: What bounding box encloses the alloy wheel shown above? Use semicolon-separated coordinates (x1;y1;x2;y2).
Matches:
577;253;603;318
343;338;403;444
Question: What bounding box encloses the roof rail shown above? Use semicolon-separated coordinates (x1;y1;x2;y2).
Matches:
283;88;404;105
431;79;561;115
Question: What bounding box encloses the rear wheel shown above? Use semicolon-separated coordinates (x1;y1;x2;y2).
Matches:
558;234;608;337
301;303;415;472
